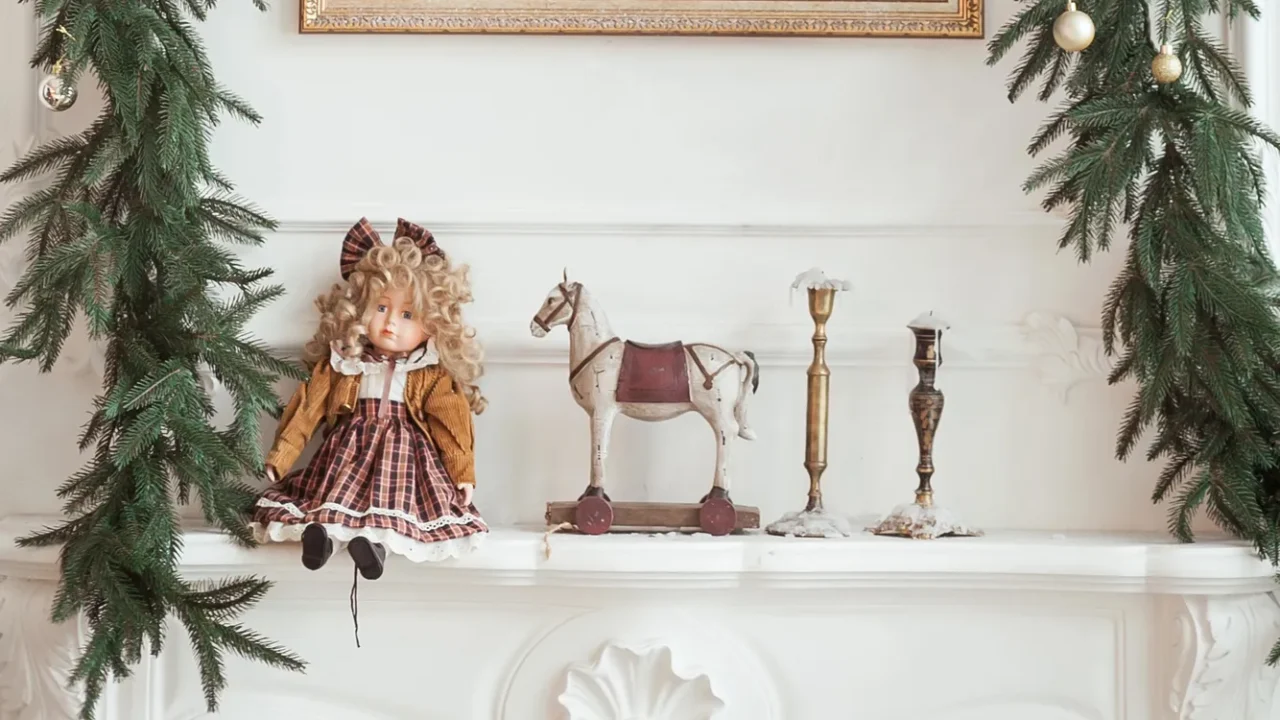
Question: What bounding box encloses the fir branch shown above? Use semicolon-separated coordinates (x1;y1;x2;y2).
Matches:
0;0;306;714
1169;470;1210;540
1028;101;1075;155
985;0;1062;70
1225;0;1259;20
1008;25;1059;103
990;0;1280;665
0;135;87;185
0;185;59;244
1188;32;1251;106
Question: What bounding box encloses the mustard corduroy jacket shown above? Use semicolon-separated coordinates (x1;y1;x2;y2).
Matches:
265;359;477;486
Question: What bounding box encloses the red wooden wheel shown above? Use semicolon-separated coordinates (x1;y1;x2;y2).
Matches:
575;495;614;535
699;496;736;536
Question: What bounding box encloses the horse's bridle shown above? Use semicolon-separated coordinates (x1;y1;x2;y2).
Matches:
533;282;581;333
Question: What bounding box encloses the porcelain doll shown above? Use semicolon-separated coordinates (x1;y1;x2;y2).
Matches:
249;217;488;581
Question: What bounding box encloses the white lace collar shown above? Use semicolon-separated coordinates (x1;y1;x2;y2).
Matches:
330;338;439;377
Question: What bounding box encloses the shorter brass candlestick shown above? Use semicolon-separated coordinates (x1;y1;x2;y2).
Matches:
869;312;982;540
766;269;854;539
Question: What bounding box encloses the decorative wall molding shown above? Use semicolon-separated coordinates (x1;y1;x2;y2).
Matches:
259;220;1104;377
1166;593;1280;720
264;312;1107;378
931;699;1101;720
0;215;1094;379
1022;312;1115;402
559;642;724;720
0;577;83;720
0;295;1113;385
271;213;1067;242
170;690;407;720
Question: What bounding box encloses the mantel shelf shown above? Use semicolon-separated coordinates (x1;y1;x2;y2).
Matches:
0;515;1272;594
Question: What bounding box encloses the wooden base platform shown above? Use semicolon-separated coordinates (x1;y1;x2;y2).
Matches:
546;499;760;536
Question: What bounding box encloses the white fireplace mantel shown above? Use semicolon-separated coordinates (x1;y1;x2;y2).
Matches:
0;516;1274;593
2;514;1280;719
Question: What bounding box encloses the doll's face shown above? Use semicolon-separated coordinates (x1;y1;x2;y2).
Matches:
367;287;428;355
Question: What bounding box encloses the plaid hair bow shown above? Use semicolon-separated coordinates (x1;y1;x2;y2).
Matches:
339;217;444;280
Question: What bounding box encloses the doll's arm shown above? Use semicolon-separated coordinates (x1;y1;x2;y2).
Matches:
265;361;333;477
423;372;476;487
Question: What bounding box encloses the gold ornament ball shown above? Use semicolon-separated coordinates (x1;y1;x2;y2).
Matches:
1053;1;1095;53
1152;44;1183;84
38;74;77;112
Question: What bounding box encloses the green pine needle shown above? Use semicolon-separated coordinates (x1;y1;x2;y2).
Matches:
989;0;1280;666
0;0;307;716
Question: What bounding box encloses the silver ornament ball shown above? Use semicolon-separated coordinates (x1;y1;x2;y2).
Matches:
1053;1;1095;53
38;74;77;112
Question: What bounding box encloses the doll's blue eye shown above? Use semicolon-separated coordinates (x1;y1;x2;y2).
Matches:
377;305;387;313
401;311;412;320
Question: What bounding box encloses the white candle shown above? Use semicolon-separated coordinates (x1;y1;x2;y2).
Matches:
908;310;949;332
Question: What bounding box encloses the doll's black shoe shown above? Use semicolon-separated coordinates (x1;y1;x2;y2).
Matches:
348;537;387;580
301;524;333;571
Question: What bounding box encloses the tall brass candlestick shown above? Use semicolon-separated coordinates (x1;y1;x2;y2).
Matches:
908;319;942;508
766;269;854;538
804;285;833;512
869;311;982;539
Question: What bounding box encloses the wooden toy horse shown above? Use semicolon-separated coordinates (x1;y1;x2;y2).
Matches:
530;274;760;535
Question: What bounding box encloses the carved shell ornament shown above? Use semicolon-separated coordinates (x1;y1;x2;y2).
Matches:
1022;312;1114;403
558;644;726;720
0;578;84;720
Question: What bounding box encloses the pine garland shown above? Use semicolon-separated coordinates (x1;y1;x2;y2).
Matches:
1;0;307;716
989;0;1280;658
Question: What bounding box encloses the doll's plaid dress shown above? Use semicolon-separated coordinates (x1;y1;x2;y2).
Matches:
250;340;488;562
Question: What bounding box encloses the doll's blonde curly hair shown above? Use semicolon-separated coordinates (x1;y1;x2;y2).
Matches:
302;237;487;414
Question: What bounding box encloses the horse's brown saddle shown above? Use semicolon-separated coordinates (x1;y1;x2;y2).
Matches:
616;340;691;404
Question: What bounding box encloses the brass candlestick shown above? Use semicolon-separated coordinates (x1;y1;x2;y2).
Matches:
766;269;854;538
869;312;982;539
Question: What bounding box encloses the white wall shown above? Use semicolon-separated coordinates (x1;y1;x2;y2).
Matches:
3;0;1235;534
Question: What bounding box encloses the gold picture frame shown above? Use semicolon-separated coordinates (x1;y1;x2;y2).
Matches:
300;0;982;37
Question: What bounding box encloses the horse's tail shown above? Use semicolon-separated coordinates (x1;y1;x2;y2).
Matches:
733;350;759;441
